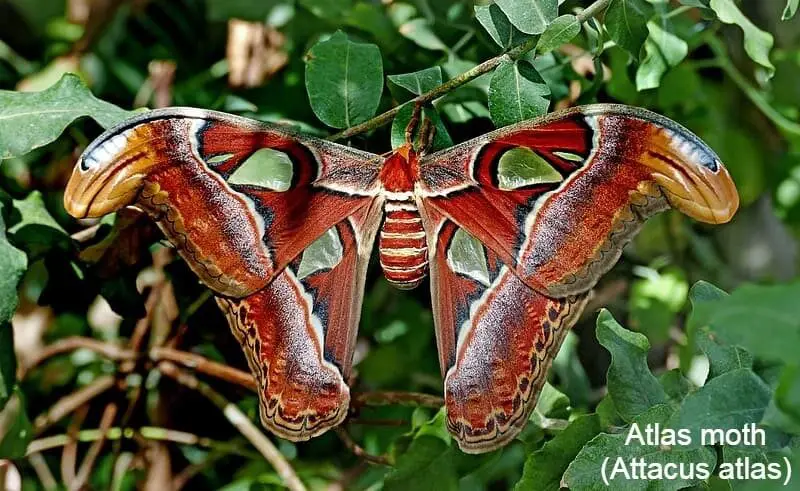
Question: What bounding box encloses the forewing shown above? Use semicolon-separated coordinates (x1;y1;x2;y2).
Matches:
64;108;381;298
216;200;382;440
419;104;738;297
421;210;587;453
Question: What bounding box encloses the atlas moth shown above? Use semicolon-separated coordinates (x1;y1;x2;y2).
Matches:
64;103;738;453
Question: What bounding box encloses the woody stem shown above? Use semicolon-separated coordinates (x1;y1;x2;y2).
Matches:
327;0;612;142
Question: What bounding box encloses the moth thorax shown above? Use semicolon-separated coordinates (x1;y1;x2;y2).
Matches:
378;201;428;290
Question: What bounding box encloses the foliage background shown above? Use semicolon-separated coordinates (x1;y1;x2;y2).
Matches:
1;0;800;489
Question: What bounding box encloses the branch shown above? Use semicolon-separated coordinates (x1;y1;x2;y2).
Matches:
27;453;58;491
27;427;257;458
60;406;87;486
20;338;132;379
158;362;307;491
149;347;257;391
335;428;392;466
33;375;116;434
327;0;612;141
72;403;118;490
153;347;444;411
353;391;443;409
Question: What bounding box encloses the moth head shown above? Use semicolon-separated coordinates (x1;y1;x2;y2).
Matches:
642;125;739;225
64;121;172;218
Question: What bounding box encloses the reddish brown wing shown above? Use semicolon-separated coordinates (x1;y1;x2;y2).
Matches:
63;108;384;441
418;104;738;452
419;104;739;298
65;107;382;298
217;202;382;440
421;208;587;453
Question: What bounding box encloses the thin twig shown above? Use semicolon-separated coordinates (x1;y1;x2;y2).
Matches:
27;427;258;458
27;453;58;491
335;428;392;466
20;338;132;379
153;346;443;409
158;362;307;491
348;418;408;427
72;403;118;490
352;391;444;409
327;0;612;141
125;281;165;360
34;375;116;434
60;406;87;486
149;347;257;390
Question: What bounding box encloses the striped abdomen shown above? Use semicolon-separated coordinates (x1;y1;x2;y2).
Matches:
379;200;428;289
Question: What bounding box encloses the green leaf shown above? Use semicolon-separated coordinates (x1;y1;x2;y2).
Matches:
596;309;667;422
0;388;32;459
783;0;799;20
298;0;351;20
702;282;800;365
552;331;592;406
399;18;448;51
0;211;26;327
628;267;688;343
531;382;570;421
346;3;403;52
669;369;772;449
474;3;528;50
678;0;709;8
384;436;457;491
775;365;800;426
489;59;550;128
0;74;131;160
0;324;16;413
0;210;19;413
494;0;558;35
709;0;775;76
686;281;728;334
388;67;443;101
604;0;654;58
697;331;752;380
515;414;601;491
596;395;625;430
536;14;581;54
390;103;453;152
9;191;70;258
564;405;717;490
659;369;693;405
635;22;688;91
722;446;795;488
305;31;384;129
9;191;67;236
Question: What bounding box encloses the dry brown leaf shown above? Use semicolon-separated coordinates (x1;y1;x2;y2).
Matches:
227;19;288;88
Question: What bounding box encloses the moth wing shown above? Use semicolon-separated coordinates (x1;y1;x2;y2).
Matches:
216;200;382;440
418;104;738;298
420;210;587;453
65;108;382;298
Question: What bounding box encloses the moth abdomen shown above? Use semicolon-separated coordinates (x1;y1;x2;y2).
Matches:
378;202;429;289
